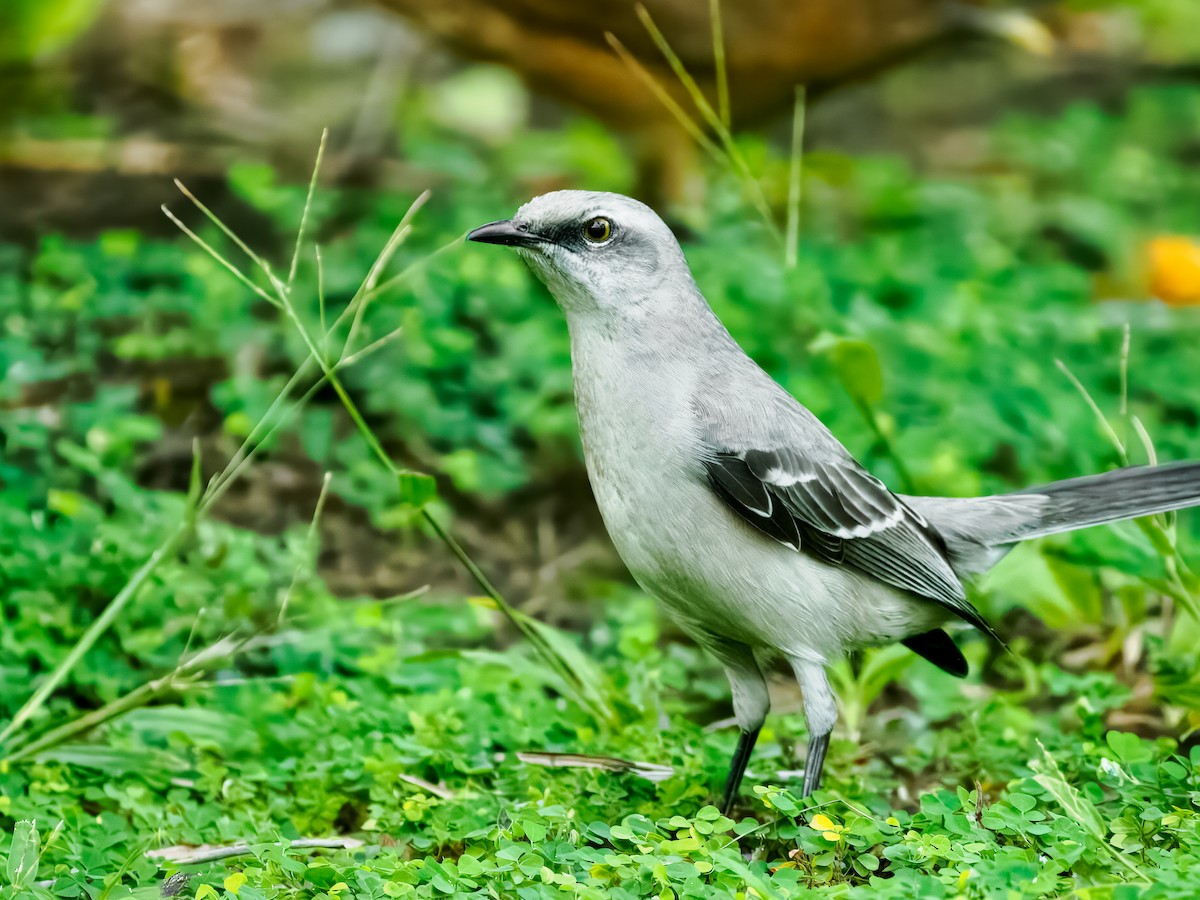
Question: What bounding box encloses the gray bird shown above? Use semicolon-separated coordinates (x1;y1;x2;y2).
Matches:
467;190;1200;813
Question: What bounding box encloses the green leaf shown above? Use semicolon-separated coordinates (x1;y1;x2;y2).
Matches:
514;609;616;724
1009;792;1037;813
1032;741;1147;881
32;743;185;777
224;871;247;895
397;471;437;509
1106;731;1152;765
814;336;884;407
6;820;39;888
0;0;105;63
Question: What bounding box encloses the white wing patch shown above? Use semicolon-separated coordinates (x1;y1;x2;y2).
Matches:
759;466;818;487
827;505;905;539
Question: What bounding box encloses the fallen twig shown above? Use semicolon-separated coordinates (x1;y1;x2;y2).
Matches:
396;772;455;799
147;837;363;867
515;751;675;782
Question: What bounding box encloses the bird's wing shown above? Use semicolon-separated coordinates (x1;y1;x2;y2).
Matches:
699;417;995;639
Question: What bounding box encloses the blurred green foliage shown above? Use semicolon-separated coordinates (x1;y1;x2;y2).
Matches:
7;88;1200;503
2;57;1200;896
0;0;104;64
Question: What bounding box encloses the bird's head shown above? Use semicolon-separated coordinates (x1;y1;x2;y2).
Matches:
467;190;691;318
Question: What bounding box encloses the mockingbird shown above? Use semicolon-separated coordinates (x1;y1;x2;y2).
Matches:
467;190;1200;813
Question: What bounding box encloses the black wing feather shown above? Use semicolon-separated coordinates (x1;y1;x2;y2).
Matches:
706;449;998;640
707;454;773;516
705;456;801;551
798;523;845;564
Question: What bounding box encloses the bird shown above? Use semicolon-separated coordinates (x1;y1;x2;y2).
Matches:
466;190;1200;814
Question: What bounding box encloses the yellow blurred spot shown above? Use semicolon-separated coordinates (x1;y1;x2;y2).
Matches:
886;816;900;827
223;872;247;896
1147;235;1200;306
154;377;172;411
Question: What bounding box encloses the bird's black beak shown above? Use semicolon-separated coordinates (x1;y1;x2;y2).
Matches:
466;219;545;248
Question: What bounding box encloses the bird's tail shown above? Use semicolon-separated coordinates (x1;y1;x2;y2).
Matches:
904;461;1200;577
1011;460;1200;541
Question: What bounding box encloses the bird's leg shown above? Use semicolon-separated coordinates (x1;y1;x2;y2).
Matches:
706;638;769;816
790;656;837;797
802;731;829;797
721;726;761;816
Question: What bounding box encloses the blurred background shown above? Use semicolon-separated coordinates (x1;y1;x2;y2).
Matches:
3;0;1200;837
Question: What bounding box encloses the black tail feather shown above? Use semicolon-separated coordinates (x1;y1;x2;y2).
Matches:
902;629;968;677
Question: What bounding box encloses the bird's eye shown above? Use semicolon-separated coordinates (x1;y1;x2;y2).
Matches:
583;216;612;243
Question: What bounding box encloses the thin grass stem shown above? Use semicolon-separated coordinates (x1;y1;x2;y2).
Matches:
289;129;328;288
785;86;807;269
344;222;412;356
633;5;778;238
341;325;406;368
0;522;192;748
359;233;461;307
605;33;722;160
160;206;279;308
199;358;320;512
173;180;280;291
279;472;333;624
1056;359;1128;463
708;0;730;129
173;165;612;725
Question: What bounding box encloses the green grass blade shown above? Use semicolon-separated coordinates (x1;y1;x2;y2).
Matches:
289;129;328;288
785;86;806;269
279;472;332;624
0;521;191;749
173;180;281;292
605;32;722;160
634;4;778;238
708;0;730;129
1032;740;1150;882
1056;359;1128;463
160;205;279;308
169;159;614;728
